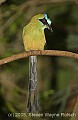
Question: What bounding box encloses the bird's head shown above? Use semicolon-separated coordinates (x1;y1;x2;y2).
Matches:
31;14;53;32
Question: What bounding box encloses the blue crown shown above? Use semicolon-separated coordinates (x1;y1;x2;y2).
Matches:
44;13;47;19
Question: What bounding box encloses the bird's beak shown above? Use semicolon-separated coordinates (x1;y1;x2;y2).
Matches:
46;24;53;32
39;18;53;32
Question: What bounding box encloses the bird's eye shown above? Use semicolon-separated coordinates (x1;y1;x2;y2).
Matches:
39;18;48;25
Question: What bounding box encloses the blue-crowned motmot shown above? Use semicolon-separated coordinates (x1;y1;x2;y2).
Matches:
22;13;52;112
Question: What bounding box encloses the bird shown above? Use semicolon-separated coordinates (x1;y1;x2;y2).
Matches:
22;13;52;112
23;13;52;51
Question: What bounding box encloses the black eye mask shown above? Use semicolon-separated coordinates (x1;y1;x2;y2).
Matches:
39;18;53;32
39;18;48;25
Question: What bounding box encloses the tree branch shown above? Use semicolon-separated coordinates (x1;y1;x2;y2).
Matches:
0;50;78;65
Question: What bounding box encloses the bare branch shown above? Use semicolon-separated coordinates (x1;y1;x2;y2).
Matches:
0;50;78;65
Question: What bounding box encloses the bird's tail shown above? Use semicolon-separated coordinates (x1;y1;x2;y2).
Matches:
27;55;38;112
29;56;37;90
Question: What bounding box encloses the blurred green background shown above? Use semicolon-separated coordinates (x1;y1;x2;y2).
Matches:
0;0;78;120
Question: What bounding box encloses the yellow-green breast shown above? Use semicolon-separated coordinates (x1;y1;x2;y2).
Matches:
23;14;46;51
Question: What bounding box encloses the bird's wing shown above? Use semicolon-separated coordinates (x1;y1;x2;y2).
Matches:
22;26;26;38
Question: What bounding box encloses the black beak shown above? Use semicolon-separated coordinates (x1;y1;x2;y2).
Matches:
39;18;53;32
46;24;53;32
